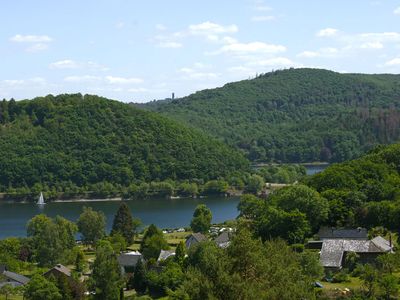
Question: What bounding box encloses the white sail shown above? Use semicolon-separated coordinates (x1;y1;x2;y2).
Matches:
37;192;45;205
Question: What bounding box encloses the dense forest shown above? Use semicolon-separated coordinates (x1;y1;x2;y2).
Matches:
0;94;249;197
142;68;400;163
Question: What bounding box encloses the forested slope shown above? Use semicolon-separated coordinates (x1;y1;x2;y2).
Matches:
0;94;249;193
305;143;400;229
142;68;400;163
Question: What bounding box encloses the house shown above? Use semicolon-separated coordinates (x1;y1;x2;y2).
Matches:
214;231;231;248
185;233;207;249
320;236;393;270
157;250;175;262
307;227;368;250
117;251;142;274
318;227;368;240
0;266;30;288
44;264;72;280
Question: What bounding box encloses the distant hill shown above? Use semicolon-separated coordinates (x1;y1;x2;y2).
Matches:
141;68;400;163
0;94;249;192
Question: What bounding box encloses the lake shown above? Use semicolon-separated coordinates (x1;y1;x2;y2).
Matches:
304;164;329;175
0;196;240;239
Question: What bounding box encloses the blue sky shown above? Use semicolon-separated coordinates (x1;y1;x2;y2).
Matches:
1;0;400;102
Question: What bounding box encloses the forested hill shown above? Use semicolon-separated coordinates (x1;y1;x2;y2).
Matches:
142;68;400;163
304;143;400;229
0;94;249;193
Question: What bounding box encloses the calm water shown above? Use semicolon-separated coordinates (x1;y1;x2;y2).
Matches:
305;164;328;175
0;196;239;239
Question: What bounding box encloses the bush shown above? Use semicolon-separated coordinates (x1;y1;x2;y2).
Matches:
332;270;349;283
290;243;304;253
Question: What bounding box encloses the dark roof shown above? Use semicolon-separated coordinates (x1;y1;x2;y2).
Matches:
320;236;392;268
45;264;71;277
214;232;232;248
371;236;393;252
2;271;30;285
190;233;207;243
118;251;142;267
318;227;368;240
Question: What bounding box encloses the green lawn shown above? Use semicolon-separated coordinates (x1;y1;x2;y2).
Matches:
0;295;24;300
128;231;191;250
321;277;363;291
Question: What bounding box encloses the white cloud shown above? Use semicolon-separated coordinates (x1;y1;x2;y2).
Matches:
360;41;384;49
394;6;400;15
357;32;400;43
228;66;253;73
221;36;237;44
213;41;286;55
128;88;149;93
105;76;143;84
157;41;182;48
297;47;340;59
156;24;167;31
50;60;81;69
1;77;47;89
2;79;25;86
10;34;52;43
153;34;183;48
115;21;125;29
29;77;47;85
26;43;49;52
153;21;239;47
50;60;109;71
187;21;238;35
316;28;338;37
64;75;101;83
385;57;400;66
251;15;276;22
188;72;219;80
151;21;242;51
297;51;320;58
64;75;143;85
10;34;52;52
253;0;272;12
178;63;219;80
250;57;297;67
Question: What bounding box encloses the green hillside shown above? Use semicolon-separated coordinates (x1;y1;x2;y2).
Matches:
305;143;400;229
0;94;249;193
142;68;400;163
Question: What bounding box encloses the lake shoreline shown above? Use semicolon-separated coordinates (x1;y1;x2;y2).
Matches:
0;194;237;204
0;195;241;239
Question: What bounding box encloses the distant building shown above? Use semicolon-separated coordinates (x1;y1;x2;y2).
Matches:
0;266;30;288
214;231;232;248
318;227;368;240
44;264;72;281
320;236;393;270
185;233;207;249
157;250;176;262
117;251;142;274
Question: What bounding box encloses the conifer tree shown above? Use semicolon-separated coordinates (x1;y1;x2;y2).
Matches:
111;202;141;244
174;241;186;266
90;240;123;300
131;259;147;294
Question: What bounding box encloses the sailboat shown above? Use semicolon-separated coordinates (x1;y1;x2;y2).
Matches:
37;192;45;205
